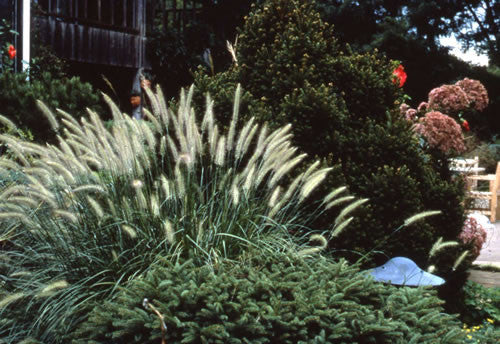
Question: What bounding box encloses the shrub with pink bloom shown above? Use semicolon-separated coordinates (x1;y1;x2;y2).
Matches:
428;84;469;115
399;103;410;115
405;108;418;121
417;102;428;113
458;216;487;260
413;111;466;154
399;103;418;121
455;78;489;112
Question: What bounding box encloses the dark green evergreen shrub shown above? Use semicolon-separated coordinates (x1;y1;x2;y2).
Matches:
0;70;101;141
72;252;466;343
192;0;465;269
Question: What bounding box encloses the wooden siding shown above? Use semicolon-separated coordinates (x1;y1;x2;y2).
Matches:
35;16;145;68
34;0;146;68
32;0;203;68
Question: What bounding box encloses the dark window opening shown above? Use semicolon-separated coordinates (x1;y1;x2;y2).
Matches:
87;0;98;21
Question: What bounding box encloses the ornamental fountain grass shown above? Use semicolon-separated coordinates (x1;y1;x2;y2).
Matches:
0;84;367;342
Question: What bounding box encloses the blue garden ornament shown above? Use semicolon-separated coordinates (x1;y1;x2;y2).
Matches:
369;257;445;286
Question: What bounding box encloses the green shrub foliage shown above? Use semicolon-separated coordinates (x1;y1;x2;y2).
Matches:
0;70;101;141
193;0;465;268
72;252;466;343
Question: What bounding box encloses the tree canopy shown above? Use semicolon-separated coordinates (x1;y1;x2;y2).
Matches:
316;0;498;66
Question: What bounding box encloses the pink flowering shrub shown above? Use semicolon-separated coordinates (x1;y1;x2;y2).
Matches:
458;217;487;260
428;84;469;115
417;101;428;113
455;78;489;112
399;103;410;115
399;103;418;121
414;111;466;154
405;108;417;121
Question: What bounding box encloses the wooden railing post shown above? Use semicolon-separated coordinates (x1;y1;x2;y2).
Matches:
97;0;101;21
122;0;127;27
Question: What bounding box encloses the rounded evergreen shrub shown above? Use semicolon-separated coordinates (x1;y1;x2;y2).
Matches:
192;0;465;269
72;252;466;343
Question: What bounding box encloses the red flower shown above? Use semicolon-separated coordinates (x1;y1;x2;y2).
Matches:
8;45;16;59
392;64;407;87
462;120;470;131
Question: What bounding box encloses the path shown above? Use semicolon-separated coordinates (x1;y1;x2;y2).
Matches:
469;220;500;288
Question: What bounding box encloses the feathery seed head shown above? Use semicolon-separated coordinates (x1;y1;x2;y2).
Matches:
174;165;185;196
37;280;69;298
323;186;347;204
135;187;148;210
0;292;25;309
121;225;138;239
178;153;193;167
268;153;306;189
300;167;332;202
268;186;281;208
215;136;226;166
330;216;354;238
334;198;368;225
298;234;328;256
403;210;442;227
53;209;78;223
37;100;59;131
227;84;242;151
132;179;144;189
87;196;104;219
242;164;256;192
453;250;469;271
231;182;240;206
325;195;355;210
235;117;256;159
164;220;176;244
0;114;18;131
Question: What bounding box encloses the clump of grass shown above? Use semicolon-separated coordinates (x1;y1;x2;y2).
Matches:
0;84;361;342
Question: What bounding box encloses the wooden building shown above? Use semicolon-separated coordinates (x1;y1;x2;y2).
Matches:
4;1;204;70
34;0;147;69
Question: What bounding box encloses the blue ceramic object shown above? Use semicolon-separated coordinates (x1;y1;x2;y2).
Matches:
369;257;445;286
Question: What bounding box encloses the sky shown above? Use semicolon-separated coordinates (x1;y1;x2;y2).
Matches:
439;35;489;67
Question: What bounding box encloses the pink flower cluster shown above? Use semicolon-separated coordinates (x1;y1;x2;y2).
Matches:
399;103;418;121
413;111;466;154
428;84;469;115
417;102;428;113
455;78;489;112
458;217;487;260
